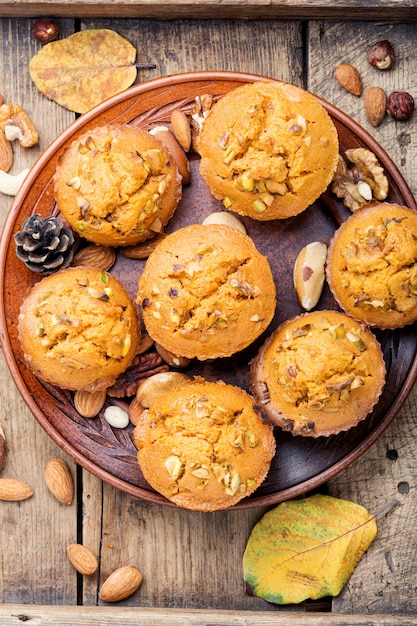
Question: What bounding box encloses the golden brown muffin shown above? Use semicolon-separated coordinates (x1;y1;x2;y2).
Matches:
18;267;140;392
198;81;339;220
326;202;417;329
250;310;386;437
54;124;182;247
137;223;277;360
134;379;276;511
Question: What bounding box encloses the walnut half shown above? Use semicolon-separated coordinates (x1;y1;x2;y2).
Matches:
331;147;389;212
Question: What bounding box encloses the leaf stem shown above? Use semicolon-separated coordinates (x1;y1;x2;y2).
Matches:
375;499;401;519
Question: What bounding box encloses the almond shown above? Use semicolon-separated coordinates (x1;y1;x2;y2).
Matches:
149;125;191;185
364;86;387;127
66;543;98;575
72;244;116;271
0;129;13;172
74;389;106;418
0;423;6;473
170;108;192;152
119;233;166;260
155;342;191;368
44;457;74;505
334;64;362;96
128;396;145;426
99;565;143;602
0;477;33;501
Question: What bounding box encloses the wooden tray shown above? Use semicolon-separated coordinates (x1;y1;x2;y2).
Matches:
1;71;417;509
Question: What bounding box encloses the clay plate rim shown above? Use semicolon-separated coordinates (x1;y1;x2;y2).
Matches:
1;70;417;509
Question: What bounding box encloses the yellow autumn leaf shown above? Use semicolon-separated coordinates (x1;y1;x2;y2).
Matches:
29;29;137;114
243;494;377;605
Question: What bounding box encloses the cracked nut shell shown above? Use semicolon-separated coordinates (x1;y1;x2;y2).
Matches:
366;40;395;70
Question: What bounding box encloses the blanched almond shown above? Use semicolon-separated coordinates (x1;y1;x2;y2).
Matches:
99;565;143;602
44;457;74;505
293;241;328;311
0;477;33;501
67;543;98;575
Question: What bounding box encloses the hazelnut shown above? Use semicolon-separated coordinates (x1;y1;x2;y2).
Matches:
366;40;395;70
32;18;59;44
387;91;414;121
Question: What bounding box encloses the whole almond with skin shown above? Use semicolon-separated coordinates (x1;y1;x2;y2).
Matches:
0;477;33;501
99;565;143;602
74;389;106;418
334;64;362;96
67;543;98;575
170;108;192;152
44;457;74;505
149;125;191;185
72;244;116;271
0;129;13;172
0;424;6;473
364;86;387;127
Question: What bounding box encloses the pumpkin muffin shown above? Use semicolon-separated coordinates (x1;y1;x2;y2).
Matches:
54;124;182;247
18;267;140;392
137;223;277;360
198;80;339;220
134;379;276;511
250;310;386;437
326;202;417;329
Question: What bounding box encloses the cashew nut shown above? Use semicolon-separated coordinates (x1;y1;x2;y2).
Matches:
0;168;30;196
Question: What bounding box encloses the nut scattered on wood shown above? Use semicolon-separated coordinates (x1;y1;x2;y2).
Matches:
74;389;106;418
32;18;60;44
66;543;98;576
44;457;74;505
0;130;13;172
0;103;39;148
99;565;143;603
0;477;33;501
364;86;387;127
334;64;363;96
0;168;30;196
72;244;116;271
136;371;191;408
170;108;192;152
366;40;395;71
0;424;6;473
387;91;415;121
293;242;328;311
119;233;166;260
149;125;191;185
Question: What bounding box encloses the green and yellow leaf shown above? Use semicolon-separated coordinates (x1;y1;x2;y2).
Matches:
29;29;137;114
243;494;377;605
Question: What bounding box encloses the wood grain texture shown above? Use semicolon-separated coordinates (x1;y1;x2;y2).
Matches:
308;21;417;616
0;19;78;606
0;1;416;21
1;605;417;625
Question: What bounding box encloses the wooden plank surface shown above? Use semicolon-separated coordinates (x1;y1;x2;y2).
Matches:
0;2;416;21
308;21;417;615
1;15;417;619
1;606;417;625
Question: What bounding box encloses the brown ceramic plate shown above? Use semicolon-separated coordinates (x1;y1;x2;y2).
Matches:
1;71;417;509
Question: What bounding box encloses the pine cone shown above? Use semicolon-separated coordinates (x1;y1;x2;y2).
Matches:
14;214;74;275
